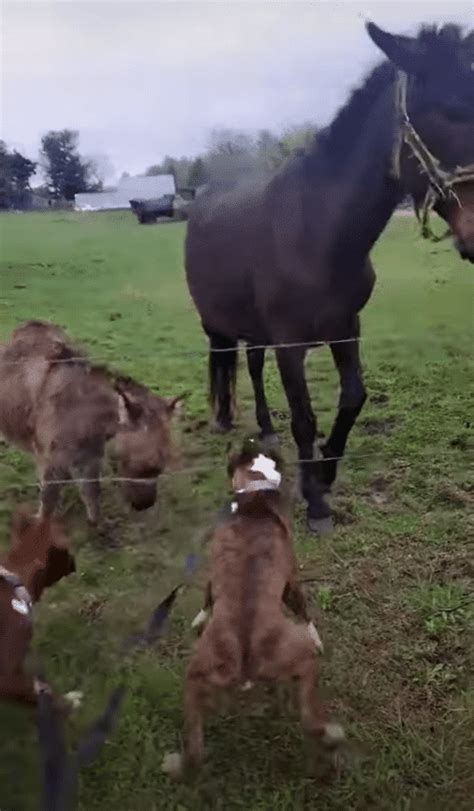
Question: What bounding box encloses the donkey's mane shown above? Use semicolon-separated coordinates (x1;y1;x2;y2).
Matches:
47;338;146;395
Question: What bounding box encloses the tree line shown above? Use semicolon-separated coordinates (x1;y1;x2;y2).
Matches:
0;130;103;209
144;124;316;188
0;122;316;210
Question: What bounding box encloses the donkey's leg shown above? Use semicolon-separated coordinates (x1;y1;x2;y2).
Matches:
276;347;331;533
246;346;277;442
207;331;238;433
319;325;366;489
78;458;101;525
38;461;69;518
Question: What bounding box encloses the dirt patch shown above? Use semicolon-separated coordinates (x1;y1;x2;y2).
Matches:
449;435;470;451
79;596;105;622
434;482;473;509
332;497;356;526
370;391;389;406
367;474;392;508
360;416;398;435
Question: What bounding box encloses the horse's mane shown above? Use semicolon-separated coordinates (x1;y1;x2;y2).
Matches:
317;24;473;167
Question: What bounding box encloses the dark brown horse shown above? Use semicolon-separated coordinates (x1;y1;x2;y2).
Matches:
185;22;474;532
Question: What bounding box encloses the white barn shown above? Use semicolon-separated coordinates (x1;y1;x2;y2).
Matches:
74;174;175;211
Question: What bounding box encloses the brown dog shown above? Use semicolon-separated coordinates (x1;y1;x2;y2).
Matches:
163;443;343;775
0;507;76;705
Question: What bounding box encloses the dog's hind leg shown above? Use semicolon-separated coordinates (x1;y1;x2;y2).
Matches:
297;655;344;747
162;669;209;778
184;672;209;767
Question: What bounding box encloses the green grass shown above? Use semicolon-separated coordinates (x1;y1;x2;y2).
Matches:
0;210;473;810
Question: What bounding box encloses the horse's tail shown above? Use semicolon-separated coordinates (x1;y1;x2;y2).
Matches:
208;332;238;430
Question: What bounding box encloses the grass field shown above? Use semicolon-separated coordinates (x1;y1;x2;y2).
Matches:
0;210;473;811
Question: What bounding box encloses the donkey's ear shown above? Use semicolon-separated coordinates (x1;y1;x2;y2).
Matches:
114;380;143;424
166;394;185;417
366;22;426;75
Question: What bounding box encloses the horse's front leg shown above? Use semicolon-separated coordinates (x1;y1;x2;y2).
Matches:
319;321;366;488
246;346;277;445
275;347;331;533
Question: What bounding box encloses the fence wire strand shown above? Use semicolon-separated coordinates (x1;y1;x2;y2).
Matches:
0;451;383;490
1;335;370;367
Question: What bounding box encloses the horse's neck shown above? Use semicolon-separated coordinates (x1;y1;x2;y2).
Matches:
311;73;404;262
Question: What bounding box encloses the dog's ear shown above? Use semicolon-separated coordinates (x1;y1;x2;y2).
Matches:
25;558;47;602
11;505;33;536
42;546;76;590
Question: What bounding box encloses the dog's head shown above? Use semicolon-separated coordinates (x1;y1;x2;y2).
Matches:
227;437;283;493
9;507;76;602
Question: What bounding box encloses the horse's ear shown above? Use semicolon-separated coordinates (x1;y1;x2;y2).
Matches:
366;22;426;75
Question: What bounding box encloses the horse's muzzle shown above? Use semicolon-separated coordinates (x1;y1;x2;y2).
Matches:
125;481;157;511
455;237;474;264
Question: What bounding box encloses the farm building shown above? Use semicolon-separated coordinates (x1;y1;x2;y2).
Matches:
74;174;175;211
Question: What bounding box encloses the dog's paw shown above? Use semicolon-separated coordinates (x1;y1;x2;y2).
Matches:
191;608;208;630
161;751;183;778
64;690;83;710
322;722;345;747
307;621;324;653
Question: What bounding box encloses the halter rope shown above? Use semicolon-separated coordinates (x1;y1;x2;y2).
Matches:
392;72;474;242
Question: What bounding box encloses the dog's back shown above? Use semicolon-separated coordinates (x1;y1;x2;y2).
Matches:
190;491;293;688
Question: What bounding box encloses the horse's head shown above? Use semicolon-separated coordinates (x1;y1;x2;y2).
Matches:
112;377;183;511
368;22;474;263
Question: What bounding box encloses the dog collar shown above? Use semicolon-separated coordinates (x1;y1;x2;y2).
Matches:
235;480;280;494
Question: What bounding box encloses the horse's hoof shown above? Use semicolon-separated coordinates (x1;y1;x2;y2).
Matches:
260;433;280;451
210;420;233;434
307;516;334;536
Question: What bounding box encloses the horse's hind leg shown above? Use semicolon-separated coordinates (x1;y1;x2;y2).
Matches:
319;319;366;488
246;346;277;443
207;330;238;433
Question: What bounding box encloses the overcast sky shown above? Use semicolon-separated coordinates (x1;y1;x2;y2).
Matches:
1;0;472;182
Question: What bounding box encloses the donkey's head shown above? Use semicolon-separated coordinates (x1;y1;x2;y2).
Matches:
368;23;474;262
113;377;183;511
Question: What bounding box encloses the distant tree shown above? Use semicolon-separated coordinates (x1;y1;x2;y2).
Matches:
205;128;257;185
145;156;192;189
0;140;36;208
145;164;163;176
0;141;11;208
86;153;114;190
187;157;208;188
40;129;96;200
